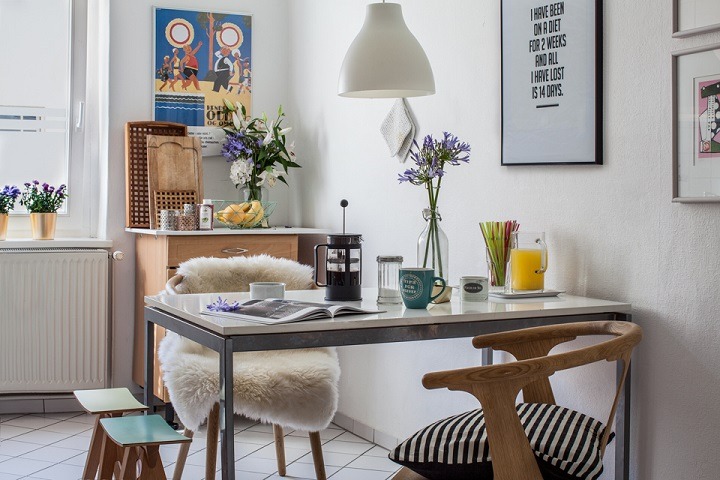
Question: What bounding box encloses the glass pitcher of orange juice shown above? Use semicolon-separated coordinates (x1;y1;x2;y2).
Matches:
507;232;548;293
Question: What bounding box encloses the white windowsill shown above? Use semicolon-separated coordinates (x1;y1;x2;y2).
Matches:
0;238;113;249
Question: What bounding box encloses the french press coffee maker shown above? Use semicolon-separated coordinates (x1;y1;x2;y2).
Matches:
314;200;363;301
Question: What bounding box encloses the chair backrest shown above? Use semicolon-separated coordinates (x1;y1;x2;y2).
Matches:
165;254;314;294
424;321;642;458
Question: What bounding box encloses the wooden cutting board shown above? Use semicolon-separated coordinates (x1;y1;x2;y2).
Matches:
147;135;203;229
124;121;187;228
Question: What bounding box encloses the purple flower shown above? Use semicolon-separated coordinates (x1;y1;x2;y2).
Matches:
0;185;21;214
206;296;241;312
18;181;68;213
397;131;471;195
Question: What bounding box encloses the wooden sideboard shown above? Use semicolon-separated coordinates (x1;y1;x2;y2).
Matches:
127;228;326;402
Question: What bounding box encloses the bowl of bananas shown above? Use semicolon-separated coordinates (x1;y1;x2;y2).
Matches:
213;200;276;229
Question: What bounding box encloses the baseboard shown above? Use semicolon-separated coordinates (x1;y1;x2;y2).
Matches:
0;394;82;414
333;412;401;451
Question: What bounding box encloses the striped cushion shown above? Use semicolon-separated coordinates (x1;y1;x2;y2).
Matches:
389;403;612;480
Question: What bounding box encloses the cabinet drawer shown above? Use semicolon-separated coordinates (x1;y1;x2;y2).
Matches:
166;234;298;267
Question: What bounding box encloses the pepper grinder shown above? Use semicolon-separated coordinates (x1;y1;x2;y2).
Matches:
314;200;363;301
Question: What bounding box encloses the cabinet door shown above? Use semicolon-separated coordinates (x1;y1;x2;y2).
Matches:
166;234;298;267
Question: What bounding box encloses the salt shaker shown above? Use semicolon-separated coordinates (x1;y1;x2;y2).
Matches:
377;255;403;304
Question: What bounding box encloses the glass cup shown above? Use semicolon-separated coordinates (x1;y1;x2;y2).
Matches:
507;232;548;293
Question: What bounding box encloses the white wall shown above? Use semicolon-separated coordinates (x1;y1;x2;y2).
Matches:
107;0;289;392
287;0;720;479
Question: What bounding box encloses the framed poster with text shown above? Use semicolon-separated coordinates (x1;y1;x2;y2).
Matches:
153;7;252;156
501;0;602;165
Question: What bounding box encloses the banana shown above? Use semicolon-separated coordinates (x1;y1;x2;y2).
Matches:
242;200;265;226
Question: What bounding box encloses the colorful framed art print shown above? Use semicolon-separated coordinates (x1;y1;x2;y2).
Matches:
153;7;252;155
673;43;720;203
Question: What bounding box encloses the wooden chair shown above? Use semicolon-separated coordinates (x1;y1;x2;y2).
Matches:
100;414;191;479
73;388;149;480
159;255;339;480
389;321;642;480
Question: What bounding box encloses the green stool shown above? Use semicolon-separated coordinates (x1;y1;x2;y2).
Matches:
74;388;148;480
100;414;191;480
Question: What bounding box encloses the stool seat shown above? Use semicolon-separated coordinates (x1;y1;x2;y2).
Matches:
101;415;191;447
75;387;147;414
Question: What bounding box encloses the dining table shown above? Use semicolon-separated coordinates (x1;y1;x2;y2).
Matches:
144;288;633;480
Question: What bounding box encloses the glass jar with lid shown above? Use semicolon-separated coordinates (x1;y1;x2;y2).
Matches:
377;255;403;304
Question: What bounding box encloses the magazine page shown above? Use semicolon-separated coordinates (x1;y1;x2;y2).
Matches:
204;299;329;324
202;299;383;325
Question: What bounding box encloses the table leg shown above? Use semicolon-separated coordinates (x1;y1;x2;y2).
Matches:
481;348;493;366
144;317;155;412
220;338;235;480
614;358;631;480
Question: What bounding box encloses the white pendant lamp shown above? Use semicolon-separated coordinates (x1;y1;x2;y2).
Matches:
338;2;435;98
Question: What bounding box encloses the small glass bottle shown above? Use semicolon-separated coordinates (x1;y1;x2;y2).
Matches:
198;199;214;231
377;255;403;304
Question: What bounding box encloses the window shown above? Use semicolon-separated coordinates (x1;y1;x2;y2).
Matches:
0;0;96;236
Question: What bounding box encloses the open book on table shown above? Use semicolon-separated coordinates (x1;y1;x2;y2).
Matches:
202;299;382;325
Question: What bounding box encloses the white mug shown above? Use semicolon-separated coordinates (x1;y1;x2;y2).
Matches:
249;282;285;300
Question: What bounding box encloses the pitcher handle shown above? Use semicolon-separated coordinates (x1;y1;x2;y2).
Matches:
535;237;548;274
429;277;447;302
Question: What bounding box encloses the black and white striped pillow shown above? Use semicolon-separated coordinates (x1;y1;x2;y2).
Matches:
389;403;612;480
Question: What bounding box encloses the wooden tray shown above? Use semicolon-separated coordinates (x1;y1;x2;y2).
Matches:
147;135;203;229
124;121;187;228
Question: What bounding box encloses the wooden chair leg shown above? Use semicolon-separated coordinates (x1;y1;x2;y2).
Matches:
273;424;286;476
172;429;194;480
309;431;327;480
82;414;106;480
119;448;135;480
99;429;120;479
139;445;166;480
205;403;220;480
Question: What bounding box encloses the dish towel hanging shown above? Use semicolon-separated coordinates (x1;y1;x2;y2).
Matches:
380;98;416;162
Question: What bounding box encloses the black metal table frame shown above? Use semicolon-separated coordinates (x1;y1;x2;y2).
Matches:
144;307;632;480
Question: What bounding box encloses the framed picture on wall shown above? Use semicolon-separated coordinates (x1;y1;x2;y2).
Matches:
672;43;720;203
673;0;720;38
501;0;602;165
153;7;252;156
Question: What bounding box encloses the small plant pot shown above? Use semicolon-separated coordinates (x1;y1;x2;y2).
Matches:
0;214;7;241
30;212;57;240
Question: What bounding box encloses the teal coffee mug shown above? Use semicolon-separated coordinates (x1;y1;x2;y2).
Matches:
399;268;447;309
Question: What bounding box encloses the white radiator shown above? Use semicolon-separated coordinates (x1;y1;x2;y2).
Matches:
0;248;109;393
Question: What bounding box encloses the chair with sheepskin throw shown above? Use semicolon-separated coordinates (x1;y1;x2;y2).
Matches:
158;254;340;480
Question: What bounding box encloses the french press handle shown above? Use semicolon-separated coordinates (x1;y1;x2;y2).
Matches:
313;244;329;287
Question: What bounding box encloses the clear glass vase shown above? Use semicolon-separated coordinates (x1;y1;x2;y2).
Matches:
238;185;271;227
417;208;449;281
238;184;268;202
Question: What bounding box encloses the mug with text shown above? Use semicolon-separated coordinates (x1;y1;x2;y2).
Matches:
399;268;447;309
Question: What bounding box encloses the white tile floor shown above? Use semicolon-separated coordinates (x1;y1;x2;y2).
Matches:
0;412;401;479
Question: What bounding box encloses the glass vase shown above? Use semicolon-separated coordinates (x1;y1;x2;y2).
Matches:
238;185;270;227
417;208;449;282
238;184;268;202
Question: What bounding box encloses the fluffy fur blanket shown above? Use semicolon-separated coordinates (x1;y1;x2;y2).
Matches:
173;254;315;294
159;254;339;432
158;335;340;432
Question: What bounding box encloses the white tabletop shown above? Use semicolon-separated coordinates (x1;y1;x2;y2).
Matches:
145;288;631;337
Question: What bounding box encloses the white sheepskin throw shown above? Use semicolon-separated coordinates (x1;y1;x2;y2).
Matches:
158;335;340;432
159;254;339;432
172;254;315;294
